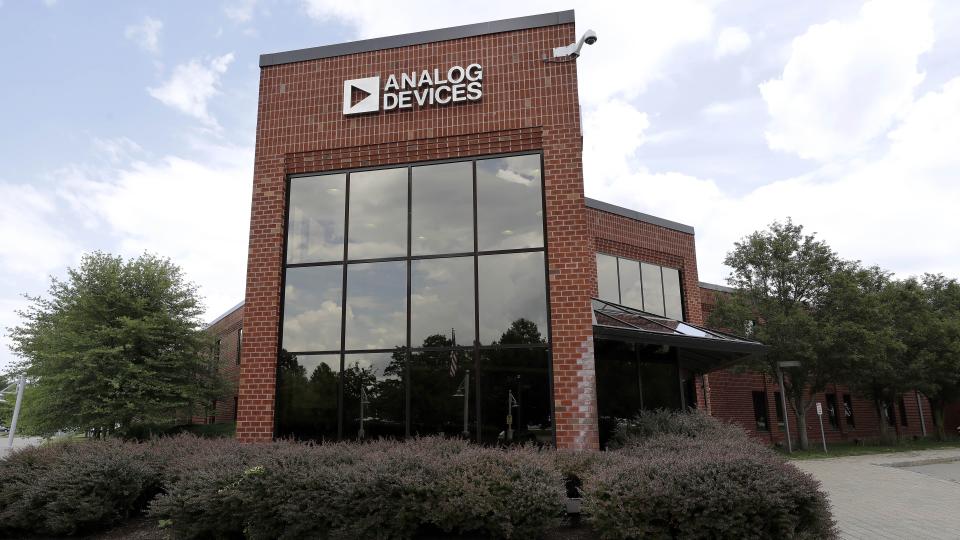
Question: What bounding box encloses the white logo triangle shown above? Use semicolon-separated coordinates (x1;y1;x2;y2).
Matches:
343;76;380;115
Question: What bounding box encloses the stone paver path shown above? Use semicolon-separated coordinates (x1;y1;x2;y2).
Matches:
792;449;960;540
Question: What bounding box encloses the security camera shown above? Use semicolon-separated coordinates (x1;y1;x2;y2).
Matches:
552;29;598;59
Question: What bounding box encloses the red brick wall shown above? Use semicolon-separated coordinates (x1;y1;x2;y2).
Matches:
701;286;937;443
197;305;243;424
241;21;599;448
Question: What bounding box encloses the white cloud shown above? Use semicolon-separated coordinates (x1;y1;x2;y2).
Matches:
148;53;235;127
125;16;163;54
759;0;934;161
224;0;257;23
714;26;751;58
585;75;960;285
0;183;78;278
58;143;253;317
300;0;714;106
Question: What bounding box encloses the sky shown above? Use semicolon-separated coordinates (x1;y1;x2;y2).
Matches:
2;0;959;371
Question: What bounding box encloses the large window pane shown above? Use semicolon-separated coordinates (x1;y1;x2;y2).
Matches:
641;262;665;316
410;347;475;438
275;353;340;441
476;154;544;251
411;162;473;255
348;167;407;259
287;173;345;264
411;257;475;348
478;252;548;346
662;267;683;320
342;352;405;440
282;265;343;352
478;348;552;445
618;258;643;310
596;253;619;303
345;261;406;350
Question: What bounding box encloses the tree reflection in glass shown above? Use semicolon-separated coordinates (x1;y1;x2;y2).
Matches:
478;252;548;345
342;352;405;440
275;351;340;441
477;344;551;446
409;334;474;438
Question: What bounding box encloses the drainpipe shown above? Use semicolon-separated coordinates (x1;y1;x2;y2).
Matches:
916;390;927;437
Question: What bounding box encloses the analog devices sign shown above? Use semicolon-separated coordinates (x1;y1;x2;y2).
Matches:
343;63;483;116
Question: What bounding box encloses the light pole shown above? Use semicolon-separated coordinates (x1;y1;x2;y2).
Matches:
776;361;801;453
3;375;26;449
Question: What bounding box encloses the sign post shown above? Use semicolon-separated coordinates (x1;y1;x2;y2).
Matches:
776;361;801;453
816;402;827;453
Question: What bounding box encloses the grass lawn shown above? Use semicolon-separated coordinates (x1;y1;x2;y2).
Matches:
779;437;960;460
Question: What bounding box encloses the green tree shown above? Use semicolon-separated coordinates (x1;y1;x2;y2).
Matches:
827;264;910;442
7;252;222;437
710;219;843;450
902;275;960;440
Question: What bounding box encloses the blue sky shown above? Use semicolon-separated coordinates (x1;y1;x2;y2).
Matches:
2;0;960;371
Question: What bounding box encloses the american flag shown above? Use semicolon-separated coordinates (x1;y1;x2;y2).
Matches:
449;328;458;377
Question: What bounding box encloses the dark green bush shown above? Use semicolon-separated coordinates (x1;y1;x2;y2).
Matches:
607;408;747;448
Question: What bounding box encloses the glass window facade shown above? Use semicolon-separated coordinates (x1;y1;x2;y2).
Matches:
278;153;551;443
594;253;684;320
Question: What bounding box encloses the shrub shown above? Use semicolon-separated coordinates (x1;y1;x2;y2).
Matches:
607;408;747;449
149;436;565;540
583;412;836;540
0;439;164;537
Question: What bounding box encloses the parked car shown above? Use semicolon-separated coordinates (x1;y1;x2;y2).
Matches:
0;425;9;434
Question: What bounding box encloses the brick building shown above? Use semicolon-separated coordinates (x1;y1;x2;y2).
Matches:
221;10;930;450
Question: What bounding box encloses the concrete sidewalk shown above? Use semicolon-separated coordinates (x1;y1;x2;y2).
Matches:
792;449;960;540
0;436;43;459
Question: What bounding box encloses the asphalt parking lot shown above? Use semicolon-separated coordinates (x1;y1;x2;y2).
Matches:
792;449;960;539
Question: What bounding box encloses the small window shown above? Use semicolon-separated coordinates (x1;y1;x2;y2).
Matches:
843;394;855;428
236;328;242;365
825;394;839;429
209;399;217;424
773;392;785;426
884;402;896;427
233;396;239;421
898;397;909;427
752;391;769;431
596;253;620;304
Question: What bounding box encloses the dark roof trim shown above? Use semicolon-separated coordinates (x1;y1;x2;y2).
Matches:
699;281;736;294
260;10;576;67
206;301;244;329
593;325;767;355
584;197;695;235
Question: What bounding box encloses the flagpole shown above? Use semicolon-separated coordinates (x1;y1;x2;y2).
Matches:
462;370;470;438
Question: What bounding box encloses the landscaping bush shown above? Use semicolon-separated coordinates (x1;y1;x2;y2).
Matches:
0;415;834;539
149;436;565;540
583;411;836;539
0;439;164;537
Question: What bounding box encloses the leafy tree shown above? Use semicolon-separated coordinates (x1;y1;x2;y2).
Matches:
7;252;222;437
827;264;910;441
710;219;843;450
902;275;960;440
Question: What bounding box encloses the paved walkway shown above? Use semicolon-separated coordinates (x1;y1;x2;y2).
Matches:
0;436;43;459
792;449;960;539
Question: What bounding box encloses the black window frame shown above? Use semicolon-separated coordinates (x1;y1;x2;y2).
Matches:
898;397;909;427
825;393;839;429
236;328;242;366
276;152;554;444
752;390;769;432
842;393;856;428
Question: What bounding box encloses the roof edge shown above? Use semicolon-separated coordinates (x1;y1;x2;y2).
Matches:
699;281;736;294
205;301;244;329
260;10;576;67
584;197;695;235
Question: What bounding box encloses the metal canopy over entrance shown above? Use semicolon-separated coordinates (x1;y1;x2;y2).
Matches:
591;298;767;448
591;298;766;372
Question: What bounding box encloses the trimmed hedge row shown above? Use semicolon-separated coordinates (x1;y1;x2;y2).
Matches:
0;412;836;539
